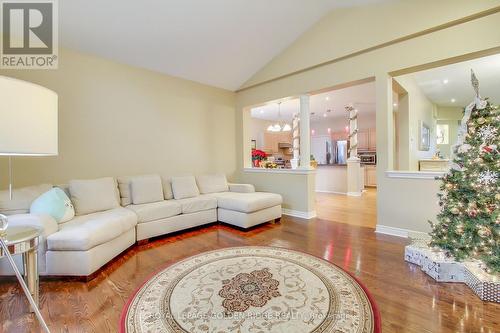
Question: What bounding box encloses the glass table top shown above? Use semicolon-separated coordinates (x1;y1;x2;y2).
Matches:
1;226;42;245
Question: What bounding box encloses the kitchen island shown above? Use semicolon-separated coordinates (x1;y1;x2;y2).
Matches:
315;164;366;194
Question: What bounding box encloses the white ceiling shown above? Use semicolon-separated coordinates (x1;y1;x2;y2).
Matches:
250;81;376;122
412;53;500;107
60;0;389;91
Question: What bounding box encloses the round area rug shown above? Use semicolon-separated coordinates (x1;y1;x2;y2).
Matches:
120;246;380;333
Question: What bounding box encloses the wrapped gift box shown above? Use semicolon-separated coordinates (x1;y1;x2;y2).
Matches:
404;234;499;303
405;244;464;282
463;261;500;303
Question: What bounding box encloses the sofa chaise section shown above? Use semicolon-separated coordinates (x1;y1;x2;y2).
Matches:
45;207;137;276
196;174;283;229
213;192;282;228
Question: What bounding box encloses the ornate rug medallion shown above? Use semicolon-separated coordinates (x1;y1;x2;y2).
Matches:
219;268;281;313
120;247;380;333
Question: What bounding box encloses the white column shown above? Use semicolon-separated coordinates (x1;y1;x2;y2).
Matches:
291;114;300;169
346;104;362;196
347;105;358;159
299;95;311;169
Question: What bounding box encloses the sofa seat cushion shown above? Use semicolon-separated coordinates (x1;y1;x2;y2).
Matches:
127;200;181;223
212;192;282;213
47;207;137;251
176;195;217;214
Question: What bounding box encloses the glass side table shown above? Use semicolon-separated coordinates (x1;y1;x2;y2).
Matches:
0;225;41;310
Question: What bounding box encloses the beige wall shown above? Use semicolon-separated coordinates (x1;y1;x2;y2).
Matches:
0;48;236;188
235;0;500;227
240;171;315;213
394;75;437;171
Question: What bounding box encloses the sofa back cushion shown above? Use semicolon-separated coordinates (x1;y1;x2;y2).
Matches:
0;183;52;215
196;174;229;194
69;177;120;215
171;176;199;199
117;176;132;206
130;174;164;205
161;177;174;200
30;187;75;223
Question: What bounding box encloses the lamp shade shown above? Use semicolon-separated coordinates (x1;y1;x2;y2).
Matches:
0;76;58;156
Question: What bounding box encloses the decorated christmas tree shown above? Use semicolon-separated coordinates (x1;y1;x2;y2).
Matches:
430;71;499;274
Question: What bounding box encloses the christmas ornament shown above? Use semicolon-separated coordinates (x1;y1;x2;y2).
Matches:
458;144;472;154
482;144;497;153
468;209;478;218
478;125;498;142
478;170;498;185
450;207;460;215
477;226;491;238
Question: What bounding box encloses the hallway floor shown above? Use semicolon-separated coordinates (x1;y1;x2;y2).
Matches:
316;188;377;228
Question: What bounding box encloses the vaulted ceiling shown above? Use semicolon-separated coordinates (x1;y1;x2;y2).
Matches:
60;0;389;91
412;53;500;107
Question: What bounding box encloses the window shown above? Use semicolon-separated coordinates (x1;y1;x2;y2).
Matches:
436;124;449;145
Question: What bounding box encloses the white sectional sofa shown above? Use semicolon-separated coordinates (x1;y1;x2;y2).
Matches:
0;174;282;277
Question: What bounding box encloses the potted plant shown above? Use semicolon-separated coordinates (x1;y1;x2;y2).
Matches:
251;149;267;167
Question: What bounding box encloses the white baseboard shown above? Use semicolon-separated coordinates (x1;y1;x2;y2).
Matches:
316;190;347;195
375;224;413;238
347;191;362;197
282;209;317;220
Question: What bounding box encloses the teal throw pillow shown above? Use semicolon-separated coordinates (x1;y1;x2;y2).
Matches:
30;187;75;223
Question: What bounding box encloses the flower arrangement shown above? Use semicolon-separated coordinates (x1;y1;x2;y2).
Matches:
262;161;278;169
251;149;267;167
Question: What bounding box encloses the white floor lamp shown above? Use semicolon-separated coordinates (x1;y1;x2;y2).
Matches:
0;75;58;332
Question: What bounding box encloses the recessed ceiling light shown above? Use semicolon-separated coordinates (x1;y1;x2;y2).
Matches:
443;79;449;84
325;96;330;101
393;103;398;107
451;98;456;103
323;113;327;117
311;129;315;135
260;109;264;114
327;128;331;133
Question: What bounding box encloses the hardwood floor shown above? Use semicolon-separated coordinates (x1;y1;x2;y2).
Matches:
316;188;377;228
1;198;499;332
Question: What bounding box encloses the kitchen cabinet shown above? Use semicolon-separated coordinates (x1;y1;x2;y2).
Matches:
263;132;292;153
369;129;377;150
358;128;376;151
357;130;369;150
365;165;377;187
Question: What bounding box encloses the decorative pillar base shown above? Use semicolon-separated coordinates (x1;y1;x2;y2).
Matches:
347;157;363;196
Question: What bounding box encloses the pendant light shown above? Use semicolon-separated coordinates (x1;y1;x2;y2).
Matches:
267;101;291;132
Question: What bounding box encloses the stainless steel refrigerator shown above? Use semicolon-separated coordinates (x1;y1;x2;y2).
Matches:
335;140;348;165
